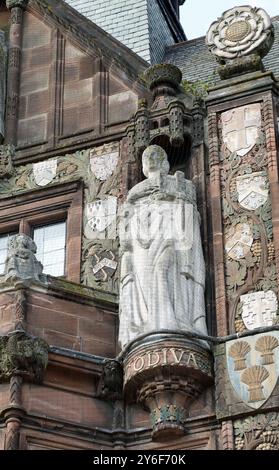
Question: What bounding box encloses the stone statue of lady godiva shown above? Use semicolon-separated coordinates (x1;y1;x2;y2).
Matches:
119;145;208;348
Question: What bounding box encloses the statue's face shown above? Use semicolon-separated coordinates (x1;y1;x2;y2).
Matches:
142;145;169;177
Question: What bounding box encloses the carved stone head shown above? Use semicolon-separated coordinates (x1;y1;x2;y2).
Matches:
142;145;170;178
4;234;44;283
8;234;37;256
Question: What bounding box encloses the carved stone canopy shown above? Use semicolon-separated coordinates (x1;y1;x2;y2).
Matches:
206;6;274;63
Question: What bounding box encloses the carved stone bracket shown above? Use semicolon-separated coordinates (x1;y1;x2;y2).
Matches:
0;331;49;383
123;335;213;440
96;359;123;402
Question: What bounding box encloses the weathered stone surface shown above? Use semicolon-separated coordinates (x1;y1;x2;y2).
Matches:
215;332;279;418
221;104;262;157
236;172;268;211
0;331;48;382
4;234;46;284
32;159;57;187
124;335;212;440
0;145;14;178
206;6;274;62
0;31;7;142
240;291;278;330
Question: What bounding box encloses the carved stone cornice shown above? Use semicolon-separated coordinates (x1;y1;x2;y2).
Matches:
0;331;49;383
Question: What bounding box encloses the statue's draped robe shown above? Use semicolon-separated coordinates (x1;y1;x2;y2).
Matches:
119;174;207;348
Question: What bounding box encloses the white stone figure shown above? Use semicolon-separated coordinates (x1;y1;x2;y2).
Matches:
118;145;208;348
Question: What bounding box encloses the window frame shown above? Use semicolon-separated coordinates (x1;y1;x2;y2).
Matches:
32;220;67;278
0;180;83;283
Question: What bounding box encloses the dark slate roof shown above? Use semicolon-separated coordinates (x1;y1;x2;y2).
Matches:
164;16;279;84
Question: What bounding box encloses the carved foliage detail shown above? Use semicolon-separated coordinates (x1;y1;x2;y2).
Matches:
218;103;278;333
234;412;279;450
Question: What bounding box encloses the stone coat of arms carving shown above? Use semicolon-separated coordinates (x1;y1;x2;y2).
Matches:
226;332;279;409
33;159;57;187
241;290;278;330
225;223;253;260
236;172;268;211
221;104;261;156
85;196;117;240
90;144;119;181
91;250;117;281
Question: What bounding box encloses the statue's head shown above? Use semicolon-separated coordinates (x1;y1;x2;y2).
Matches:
8;234;37;255
142;145;170;178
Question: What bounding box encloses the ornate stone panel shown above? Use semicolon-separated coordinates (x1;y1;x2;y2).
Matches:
215;332;279;419
217;102;278;334
226;332;279;410
0;144;121;294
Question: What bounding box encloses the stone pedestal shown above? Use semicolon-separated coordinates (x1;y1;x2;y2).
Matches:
123;334;212;440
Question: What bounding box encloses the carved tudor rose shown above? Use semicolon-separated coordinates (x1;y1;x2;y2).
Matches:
236;172;268;211
225;223;253;260
33;159;57;187
226;332;279;409
206;6;274;61
90;144;119;181
221;104;261;157
240;290;278;330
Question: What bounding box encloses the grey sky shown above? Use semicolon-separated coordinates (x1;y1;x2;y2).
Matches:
180;1;278;39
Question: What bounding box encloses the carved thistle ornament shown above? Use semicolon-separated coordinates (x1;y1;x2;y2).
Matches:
206;6;274;62
226;332;279;409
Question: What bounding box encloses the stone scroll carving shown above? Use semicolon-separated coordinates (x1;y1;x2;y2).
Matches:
118;145;208;348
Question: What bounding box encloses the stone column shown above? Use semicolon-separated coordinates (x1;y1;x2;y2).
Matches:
5;0;27;145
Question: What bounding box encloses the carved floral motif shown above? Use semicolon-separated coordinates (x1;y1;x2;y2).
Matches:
206;6;274;62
